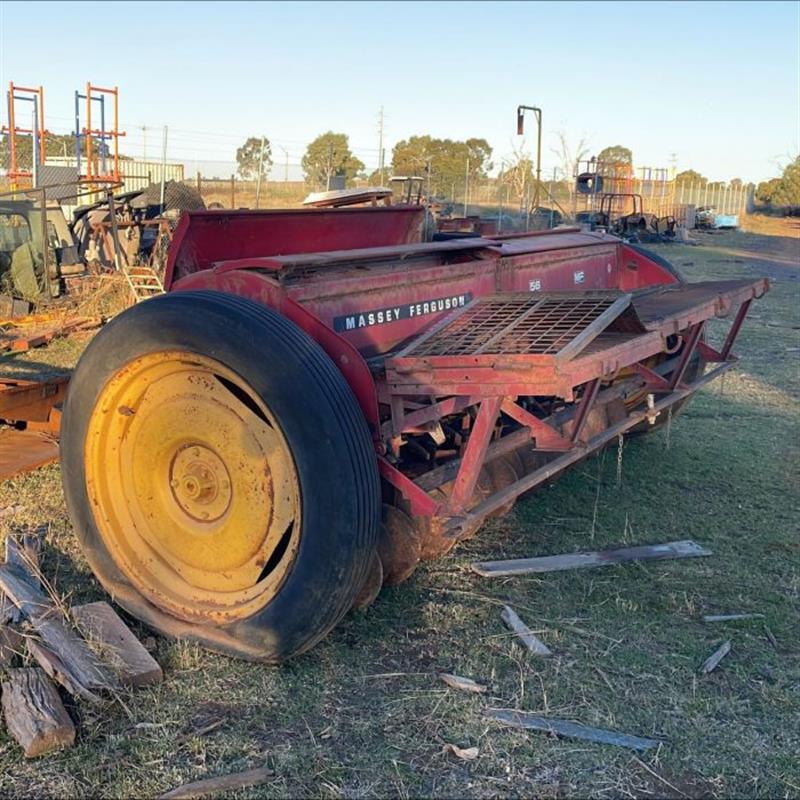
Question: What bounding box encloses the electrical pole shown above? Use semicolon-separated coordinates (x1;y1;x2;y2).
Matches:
464;157;470;217
142;125;147;161
516;105;542;210
377;105;385;186
159;125;168;213
255;136;266;208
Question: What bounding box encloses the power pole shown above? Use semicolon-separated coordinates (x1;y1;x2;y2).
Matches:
464;157;470;216
159;125;168;213
142;125;147;161
377;105;385;185
255;136;266;209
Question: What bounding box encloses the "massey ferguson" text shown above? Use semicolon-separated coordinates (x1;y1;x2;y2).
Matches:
333;293;472;332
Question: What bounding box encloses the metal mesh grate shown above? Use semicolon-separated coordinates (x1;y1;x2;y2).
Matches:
404;293;623;357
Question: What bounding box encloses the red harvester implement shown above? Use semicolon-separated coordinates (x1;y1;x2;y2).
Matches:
59;205;768;661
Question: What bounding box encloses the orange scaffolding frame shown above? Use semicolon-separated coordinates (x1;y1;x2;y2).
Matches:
77;83;125;183
1;82;48;182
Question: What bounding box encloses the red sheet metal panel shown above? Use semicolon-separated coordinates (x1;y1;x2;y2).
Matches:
165;206;427;287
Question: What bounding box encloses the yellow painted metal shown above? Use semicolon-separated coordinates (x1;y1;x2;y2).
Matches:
84;351;301;624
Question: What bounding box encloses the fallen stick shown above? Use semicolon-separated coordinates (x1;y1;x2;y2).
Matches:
439;673;487;693
471;540;711;577
703;614;764;622
701;641;731;673
158;766;274;799
500;605;551;656
486;708;660;751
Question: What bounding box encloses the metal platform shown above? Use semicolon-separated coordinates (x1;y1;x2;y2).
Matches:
396;292;631;360
384;278;768;401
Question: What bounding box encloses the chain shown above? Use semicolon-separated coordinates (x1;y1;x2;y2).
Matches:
665;406;673;450
616;433;624;488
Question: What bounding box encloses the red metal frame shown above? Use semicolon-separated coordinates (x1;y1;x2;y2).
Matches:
168;209;768;529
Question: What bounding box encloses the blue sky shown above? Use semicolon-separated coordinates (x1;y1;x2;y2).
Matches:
1;0;798;182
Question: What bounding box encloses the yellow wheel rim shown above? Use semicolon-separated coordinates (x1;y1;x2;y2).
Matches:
85;351;301;624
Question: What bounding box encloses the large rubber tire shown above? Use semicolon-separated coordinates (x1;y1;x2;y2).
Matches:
61;291;380;662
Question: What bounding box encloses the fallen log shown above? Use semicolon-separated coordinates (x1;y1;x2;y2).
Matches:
1;667;75;757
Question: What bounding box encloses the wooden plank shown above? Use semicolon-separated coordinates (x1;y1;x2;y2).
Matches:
471;540;712;577
486;708;660;751
71;601;163;687
5;526;45;575
158;766;275;799
0;623;23;666
701;641;731;673
500;605;552;656
703;613;764;623
1;668;75;757
0;564;117;702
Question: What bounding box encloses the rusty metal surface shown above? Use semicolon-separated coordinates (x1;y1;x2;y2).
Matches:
0;376;68;424
396;293;628;358
632;278;769;331
0;428;59;481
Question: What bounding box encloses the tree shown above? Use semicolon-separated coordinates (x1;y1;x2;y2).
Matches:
597;145;632;166
499;142;535;211
301;132;364;188
756;156;800;207
391;135;492;196
675;169;707;186
551;130;590;184
235;136;272;180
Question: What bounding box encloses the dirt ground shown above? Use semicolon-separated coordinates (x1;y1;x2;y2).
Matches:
0;215;798;799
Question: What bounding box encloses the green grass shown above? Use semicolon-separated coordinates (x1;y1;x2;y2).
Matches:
0;219;798;798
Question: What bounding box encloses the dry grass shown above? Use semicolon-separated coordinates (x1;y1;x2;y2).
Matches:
0;215;797;798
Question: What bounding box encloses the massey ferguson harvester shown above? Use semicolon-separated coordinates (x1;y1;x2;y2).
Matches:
60;205;768;661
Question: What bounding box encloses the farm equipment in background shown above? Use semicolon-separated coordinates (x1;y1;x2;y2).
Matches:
695;206;739;230
0;198;84;300
576;193;676;242
58;204;768;663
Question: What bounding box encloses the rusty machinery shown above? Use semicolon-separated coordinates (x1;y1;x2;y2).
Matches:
57;193;768;662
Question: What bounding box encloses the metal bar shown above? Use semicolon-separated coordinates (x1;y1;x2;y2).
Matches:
38;186;51;299
569;378;601;443
445;397;503;514
415;427;532;493
445;361;735;533
629;362;671;391
106;190;126;270
377;457;440;516
383;395;481;437
720;298;752;360
499;399;573;451
668;323;703;390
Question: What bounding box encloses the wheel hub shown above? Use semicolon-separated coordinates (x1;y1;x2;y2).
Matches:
84;351;302;624
169;445;231;522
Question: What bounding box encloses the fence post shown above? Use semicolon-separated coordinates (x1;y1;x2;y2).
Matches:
196;171;201;194
230;174;235;209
